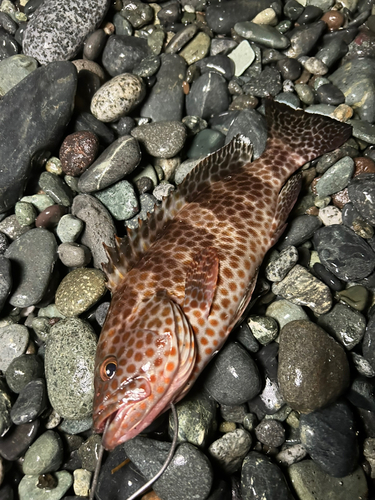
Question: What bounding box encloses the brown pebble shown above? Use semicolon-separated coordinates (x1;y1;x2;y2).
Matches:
59;131;99;176
331;188;350;209
103;22;115;36
321;10;345;31
310;176;320;195
306;206;319;216
354;157;375;175
35;205;67;229
229;95;258;110
294;68;311;84
182;81;190;94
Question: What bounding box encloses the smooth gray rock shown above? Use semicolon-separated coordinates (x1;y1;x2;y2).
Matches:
23;0;110;64
0;62;77;213
5;228;58;307
22;430;63;474
0;255;11;313
0;324;29;372
0;54;38;97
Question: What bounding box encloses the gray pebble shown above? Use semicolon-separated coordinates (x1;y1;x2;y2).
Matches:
59;416;93;434
351;353;375;378
255;419;285;447
23;430;63;474
208;428;252;473
316;156;354;198
131;121;186;158
95;301;110;327
126;193;158;229
174;158;201;185
56;214;84;243
278;215;322;250
225;108;267;160
0;323;29;372
5;354;44;394
45;318;97;419
153;182;175;201
0;255;11;313
234;22;290;49
78;135;141;193
265;246;299;282
220;403;247;423
266;299;309;330
0;214;33;240
18;470;72;500
38;171;73;207
10;378;47;425
0;54;38;97
15;201;37;227
121;0;153;28
95;180;139;221
58;242;92;268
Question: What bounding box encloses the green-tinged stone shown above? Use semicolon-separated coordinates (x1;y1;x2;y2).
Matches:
287;461;368;500
186;129;225;159
265;299;309;330
59;416;93;434
315;156;354;198
349;119;375;144
94;180;139;221
39;171;73;207
336;285;369;311
56;214;84;243
180;32;211;65
46;157;62;175
23;431;63;474
20;194;55;212
148;28;165;55
247;315;278;345
55;268;106;317
38;303;66;319
15;201;37;227
234;22;290;49
0;55;38;97
18;470;73;500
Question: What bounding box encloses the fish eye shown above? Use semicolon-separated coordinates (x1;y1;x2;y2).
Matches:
100;357;117;381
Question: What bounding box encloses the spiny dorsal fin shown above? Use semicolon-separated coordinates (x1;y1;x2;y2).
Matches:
101;135;253;291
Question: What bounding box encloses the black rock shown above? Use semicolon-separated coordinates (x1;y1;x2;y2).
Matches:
203;342;262;405
284;0;304;21
255;343;279;382
278;215;322;250
0;255;11;313
124;438;213;500
315;37;348;68
186;72;230;120
348;173;375;225
313;224;375;281
102;35;149;77
209;110;241;135
242;67;282;97
0;61;77;214
0;13;17;35
196;55;235;80
10;378;48;425
300;401;358;477
313;262;344;292
285;21;326;58
0;419;40;461
276;57;302;81
346;377;375;412
225;109;267;159
74;111;115;145
5;354;44;394
297;5;323;24
140;53;186;122
317;84;345;105
241;451;294;500
233;321;260;353
0;28;18;61
342;202;363;228
157;1;182;26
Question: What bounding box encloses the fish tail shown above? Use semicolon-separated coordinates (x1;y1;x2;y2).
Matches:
265;99;352;165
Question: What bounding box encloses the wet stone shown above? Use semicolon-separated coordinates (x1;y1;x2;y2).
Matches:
266;299;309;330
55;268;106;317
186;72;230;120
317;302;366;349
121;0;153;28
315;156;354;198
348;173;375;225
242;66;282;97
113;12;132;36
18;470;73;500
0;29;18;60
0;54;38;97
21;193;55;213
0;419;39;461
35;205;67;229
58;243;92;268
95;301;110;327
59;131;99;177
278;320;350;413
77;434;102;472
22;0;109;64
313;224;375;281
276;58;302;81
131;121;186;159
10;378;47;425
347;377;375;412
125;438;213;500
220;403;247;424
5;228;58;307
83;29;107;61
313;262;344;291
233;321;260;353
272;264;332;314
203;342;262;405
255;419;285;447
247;315;279;345
71;194;115;269
208;428;252;473
56;215;84;244
287;461;368;500
363;313;375;371
317;83;345;105
0;233;8;254
241;451;293;500
74;111;115;145
91;73;146;123
153;182;175;201
38;172;73;207
5;354;44;394
102;35;149;77
23;430;63;475
284;0;304;20
187;129;225;159
0;323;28;371
126;193;158;229
169;389;217;448
95;180;139;221
59;416;93;435
284;21;326;58
351;352;375;378
180;32;211;65
278;215;322;250
45;318;97;419
265;246;299;282
234;22;290;49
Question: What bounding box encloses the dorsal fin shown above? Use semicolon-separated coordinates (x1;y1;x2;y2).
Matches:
101;135;253;291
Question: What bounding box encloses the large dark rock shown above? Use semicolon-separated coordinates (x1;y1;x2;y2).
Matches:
0;61;77;213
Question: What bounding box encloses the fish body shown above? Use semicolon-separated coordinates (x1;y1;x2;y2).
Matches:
93;101;351;450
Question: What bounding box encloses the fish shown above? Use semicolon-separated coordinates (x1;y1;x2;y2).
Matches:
93;100;352;450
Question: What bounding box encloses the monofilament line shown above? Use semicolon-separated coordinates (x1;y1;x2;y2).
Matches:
89;418;110;500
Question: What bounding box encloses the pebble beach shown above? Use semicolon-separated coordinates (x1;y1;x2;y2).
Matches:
1;0;375;499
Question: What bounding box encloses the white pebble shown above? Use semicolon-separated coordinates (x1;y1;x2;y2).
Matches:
228;40;255;77
318;205;342;226
251;7;278;25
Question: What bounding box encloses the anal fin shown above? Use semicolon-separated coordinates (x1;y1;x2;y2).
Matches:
183;247;219;320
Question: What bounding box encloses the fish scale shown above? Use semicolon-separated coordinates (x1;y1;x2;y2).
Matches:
93;100;352;450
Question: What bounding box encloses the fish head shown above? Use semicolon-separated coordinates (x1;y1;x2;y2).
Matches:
93;291;196;450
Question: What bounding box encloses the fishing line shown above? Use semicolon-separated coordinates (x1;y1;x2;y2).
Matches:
125;403;179;500
89;403;179;500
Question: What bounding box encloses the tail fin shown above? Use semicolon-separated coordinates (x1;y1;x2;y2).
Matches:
265;99;352;164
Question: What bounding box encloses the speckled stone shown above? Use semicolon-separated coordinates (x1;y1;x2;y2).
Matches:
0;324;29;371
18;470;73;500
255;419;285;448
95;180;139;221
38;171;73;207
23;430;63;474
59;131;99;177
77;434;102;471
131;121;186;158
73;468;92;497
272;264;332;314
22;0;110;65
91;73;146;122
55;268;106;317
5;228;57;307
278;320;350;413
265;246;299;282
208;428;252;473
45;318;97;419
247;315;279;345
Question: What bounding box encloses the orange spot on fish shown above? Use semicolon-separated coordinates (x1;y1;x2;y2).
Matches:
169;347;177;356
136;340;143;349
140;402;147;410
150;375;156;383
166;317;173;326
205;348;213;355
127;364;136;374
166;362;175;371
156;386;164;394
146;348;155;357
135;353;142;362
206;328;215;337
198;317;205;327
154;357;163;367
164;377;171;384
201;337;208;345
209;318;218;327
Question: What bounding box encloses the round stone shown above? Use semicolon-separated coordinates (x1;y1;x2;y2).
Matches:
203;342;262;405
22;430;63;474
278;320;350;413
208;428;252;473
59;131;99;177
58;242;92;268
14;201;37;227
56;214;84;243
131;121;186;159
45;318;97;419
35;204;67;229
55;267;106;317
265;299;309;330
5;354;44;394
91;73;146;122
254;419;285;448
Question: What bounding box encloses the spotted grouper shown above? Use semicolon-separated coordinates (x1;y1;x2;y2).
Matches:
93;101;351;450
